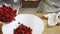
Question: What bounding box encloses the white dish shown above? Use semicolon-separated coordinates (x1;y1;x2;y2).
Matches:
2;14;44;34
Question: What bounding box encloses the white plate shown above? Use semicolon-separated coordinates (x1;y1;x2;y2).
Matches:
2;14;44;34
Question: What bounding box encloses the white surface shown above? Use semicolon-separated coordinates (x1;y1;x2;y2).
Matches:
2;14;44;34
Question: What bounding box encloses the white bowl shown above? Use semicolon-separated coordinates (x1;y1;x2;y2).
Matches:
2;14;44;34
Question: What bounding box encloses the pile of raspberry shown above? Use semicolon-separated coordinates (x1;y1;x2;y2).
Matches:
0;5;17;22
14;23;32;34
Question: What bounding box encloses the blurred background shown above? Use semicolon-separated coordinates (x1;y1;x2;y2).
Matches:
0;0;60;34
0;0;60;14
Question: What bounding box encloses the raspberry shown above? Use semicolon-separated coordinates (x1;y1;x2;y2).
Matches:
14;23;32;34
0;5;17;23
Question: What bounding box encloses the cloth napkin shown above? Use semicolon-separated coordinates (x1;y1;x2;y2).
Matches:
44;13;60;27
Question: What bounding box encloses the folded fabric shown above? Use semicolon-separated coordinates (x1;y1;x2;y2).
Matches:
44;13;60;27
